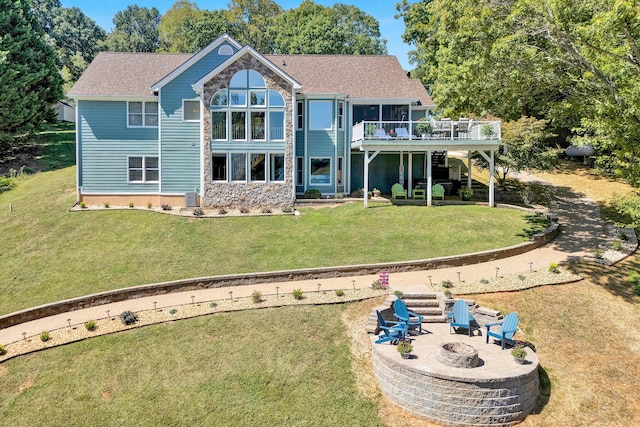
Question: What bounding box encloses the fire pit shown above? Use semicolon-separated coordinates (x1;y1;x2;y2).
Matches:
437;342;479;368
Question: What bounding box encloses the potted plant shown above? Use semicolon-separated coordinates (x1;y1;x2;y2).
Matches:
458;187;474;201
365;124;377;137
372;188;381;197
511;345;527;364
416;118;433;138
480;123;496;139
397;338;413;359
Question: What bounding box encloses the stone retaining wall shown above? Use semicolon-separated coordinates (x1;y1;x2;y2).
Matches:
372;348;539;426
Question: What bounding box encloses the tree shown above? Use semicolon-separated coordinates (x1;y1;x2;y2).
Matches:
158;0;202;52
106;5;161;52
0;0;63;152
270;0;387;54
227;0;282;53
473;117;558;188
177;10;244;53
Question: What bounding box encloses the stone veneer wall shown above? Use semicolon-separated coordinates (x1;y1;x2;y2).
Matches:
201;54;294;209
372;350;540;426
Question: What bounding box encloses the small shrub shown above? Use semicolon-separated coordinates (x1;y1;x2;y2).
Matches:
79;201;87;208
611;240;622;251
161;204;172;211
251;290;263;303
119;310;138;325
371;279;386;290
335;289;345;297
0;344;6;355
394;290;403;297
261;207;272;214
627;272;640;295
282;206;293;213
619;231;630;241
335;193;344;199
593;249;604;259
147;202;152;209
209;302;218;308
548;262;560;273
292;288;304;300
103;202;110;208
480;278;489;284
40;331;50;342
85;320;96;331
511;345;527;359
218;207;227;215
304;189;321;199
444;289;452;299
240;207;250;214
518;274;526;281
193;207;204;216
397;339;413;353
169;308;178;315
128;201;134;208
441;280;454;289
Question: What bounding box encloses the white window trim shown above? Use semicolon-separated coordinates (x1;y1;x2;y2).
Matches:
296;156;304;186
337;156;344;186
270;152;286;182
231;110;248;141
249;152;267;182
269;110;285;142
230;153;247;182
338;101;344;130
211;111;228;141
309;157;332;186
296;101;304;130
309;100;333;131
127;101;158;128
182;99;200;122
211;153;228;182
127;155;159;183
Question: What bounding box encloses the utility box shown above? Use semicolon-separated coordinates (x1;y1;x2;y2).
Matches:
185;191;198;208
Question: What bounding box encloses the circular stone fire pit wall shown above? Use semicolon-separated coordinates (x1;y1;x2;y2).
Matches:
372;346;539;426
437;342;480;368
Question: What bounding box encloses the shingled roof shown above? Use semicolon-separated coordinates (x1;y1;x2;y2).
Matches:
69;50;433;107
68;52;191;98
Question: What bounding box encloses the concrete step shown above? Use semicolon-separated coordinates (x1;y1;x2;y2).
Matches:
410;307;445;316
403;299;440;307
422;315;448;323
400;293;439;300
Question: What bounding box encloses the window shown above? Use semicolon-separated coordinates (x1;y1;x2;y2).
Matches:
128;156;158;182
271;154;285;181
338;101;344;130
310;157;331;185
230;90;247;107
269;111;284;140
296;156;303;185
296;101;303;129
212;154;227;181
309;101;332;130
183;100;200;122
212;112;227;140
269;90;285;107
211;90;228;106
218;45;234;55
231;153;246;181
337;156;343;185
128;101;158;127
231;111;246;140
250;153;266;181
251;111;265;140
250;90;266;106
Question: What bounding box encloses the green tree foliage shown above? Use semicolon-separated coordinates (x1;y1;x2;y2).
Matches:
158;0;202;52
106;5;161;52
227;0;283;53
398;0;640;185
0;0;63;152
473;117;559;188
270;0;387;54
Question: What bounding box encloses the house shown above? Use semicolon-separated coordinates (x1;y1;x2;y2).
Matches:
69;34;501;209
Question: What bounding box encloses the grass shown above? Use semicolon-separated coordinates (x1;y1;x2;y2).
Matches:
0;167;546;314
0;305;382;426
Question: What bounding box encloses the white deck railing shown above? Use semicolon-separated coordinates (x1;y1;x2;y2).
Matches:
352;120;501;142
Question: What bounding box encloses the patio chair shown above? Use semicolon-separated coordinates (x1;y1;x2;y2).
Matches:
432;184;445;200
391;183;407;199
393;299;423;334
374;128;389;139
456;118;472;139
485;312;519;349
375;310;407;344
395;127;410;139
449;299;476;337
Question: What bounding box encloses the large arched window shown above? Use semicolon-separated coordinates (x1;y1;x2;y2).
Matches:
211;70;285;142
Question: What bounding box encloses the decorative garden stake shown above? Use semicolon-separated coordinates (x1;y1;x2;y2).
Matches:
106;309;111;319
529;262;533;273
317;283;321;293
457;272;461;283
22;332;26;341
191;295;195;305
276;286;279;297
67;318;72;328
428;275;432;286
495;267;500;277
153;301;157;311
352;280;356;291
229;291;233;301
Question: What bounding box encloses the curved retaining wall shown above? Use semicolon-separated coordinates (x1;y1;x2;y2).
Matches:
0;211;558;329
372;347;540;426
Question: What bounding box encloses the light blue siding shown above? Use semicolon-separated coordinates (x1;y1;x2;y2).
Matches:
78;100;158;193
160;42;236;193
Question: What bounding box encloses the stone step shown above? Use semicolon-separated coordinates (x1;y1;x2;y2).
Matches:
403;299;440;307
410;307;445;316
400;293;439;299
422;315;448;323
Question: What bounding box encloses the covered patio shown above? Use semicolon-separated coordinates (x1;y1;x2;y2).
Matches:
351;120;502;207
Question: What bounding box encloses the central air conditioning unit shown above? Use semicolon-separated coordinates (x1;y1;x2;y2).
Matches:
185;191;198;208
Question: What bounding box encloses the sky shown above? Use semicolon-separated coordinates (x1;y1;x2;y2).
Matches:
60;0;414;70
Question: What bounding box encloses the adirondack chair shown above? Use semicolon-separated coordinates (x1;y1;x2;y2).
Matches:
449;299;475;337
391;183;407;199
393;299;423;334
432;184;445;200
395;127;410;139
485;312;519;349
375;310;407;344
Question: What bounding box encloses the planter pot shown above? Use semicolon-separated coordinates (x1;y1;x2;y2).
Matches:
513;356;526;364
461;196;471;201
401;352;412;359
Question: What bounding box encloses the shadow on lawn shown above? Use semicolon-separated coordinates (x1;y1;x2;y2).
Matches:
567;258;640;304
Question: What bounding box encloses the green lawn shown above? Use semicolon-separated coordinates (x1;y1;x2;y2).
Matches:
0;166;548;314
0;305;382;426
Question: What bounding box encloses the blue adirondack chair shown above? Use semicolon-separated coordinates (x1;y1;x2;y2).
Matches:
449;299;475;337
375;310;407;344
393;299;423;334
485;312;519;349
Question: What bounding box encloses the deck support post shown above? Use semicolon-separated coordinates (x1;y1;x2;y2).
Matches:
363;149;380;208
427;149;433;207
